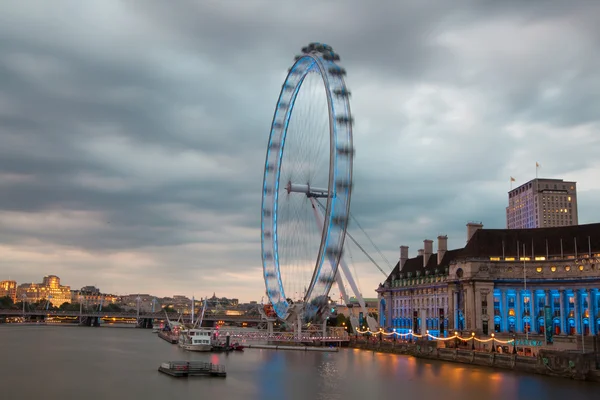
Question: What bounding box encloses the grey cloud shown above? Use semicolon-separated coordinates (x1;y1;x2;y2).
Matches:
0;0;599;300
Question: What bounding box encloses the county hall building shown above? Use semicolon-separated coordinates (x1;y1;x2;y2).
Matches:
376;222;600;351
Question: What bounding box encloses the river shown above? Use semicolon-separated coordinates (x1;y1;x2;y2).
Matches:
0;325;596;399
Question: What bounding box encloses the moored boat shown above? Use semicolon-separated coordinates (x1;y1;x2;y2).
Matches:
178;328;214;352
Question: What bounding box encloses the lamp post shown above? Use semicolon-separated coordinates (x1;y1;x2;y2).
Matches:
512;334;517;354
79;295;83;324
491;333;496;353
136;295;141;327
454;331;459;348
471;332;475;350
22;294;26;321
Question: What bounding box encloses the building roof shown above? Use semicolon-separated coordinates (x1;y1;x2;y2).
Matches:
463;222;600;259
384;248;463;284
382;222;600;285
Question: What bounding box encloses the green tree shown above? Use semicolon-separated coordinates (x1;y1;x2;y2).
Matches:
163;305;176;313
0;296;14;308
59;302;80;311
103;303;123;312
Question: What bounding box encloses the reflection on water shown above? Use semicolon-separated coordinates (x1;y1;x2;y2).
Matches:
0;325;597;400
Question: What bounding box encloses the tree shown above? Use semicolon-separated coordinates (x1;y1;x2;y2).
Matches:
103;303;123;312
163;305;176;313
0;296;14;308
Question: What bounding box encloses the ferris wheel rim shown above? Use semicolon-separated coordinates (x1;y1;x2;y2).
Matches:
261;43;354;321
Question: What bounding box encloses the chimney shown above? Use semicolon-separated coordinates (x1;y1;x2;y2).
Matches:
437;235;448;265
417;249;424;257
423;239;433;267
467;222;483;242
399;246;409;270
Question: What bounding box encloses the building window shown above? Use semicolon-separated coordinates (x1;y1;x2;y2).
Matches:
536;267;543;273
565;266;571;272
551;266;557;272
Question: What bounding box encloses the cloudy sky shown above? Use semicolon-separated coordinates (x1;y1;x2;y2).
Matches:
1;1;599;302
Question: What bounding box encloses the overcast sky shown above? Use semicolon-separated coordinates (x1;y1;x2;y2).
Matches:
1;1;599;302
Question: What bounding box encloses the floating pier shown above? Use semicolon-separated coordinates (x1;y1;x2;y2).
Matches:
158;331;178;344
158;361;226;378
245;344;338;352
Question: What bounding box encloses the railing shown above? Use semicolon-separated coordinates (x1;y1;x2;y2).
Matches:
0;308;265;321
228;330;349;342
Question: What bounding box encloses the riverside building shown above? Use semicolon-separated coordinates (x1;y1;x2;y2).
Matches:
506;178;578;229
0;280;17;303
377;222;600;351
16;275;72;306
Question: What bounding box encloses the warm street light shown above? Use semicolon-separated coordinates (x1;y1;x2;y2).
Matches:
491;333;496;353
471;332;475;350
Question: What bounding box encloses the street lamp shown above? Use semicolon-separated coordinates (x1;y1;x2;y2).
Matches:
471;332;475;350
136;295;141;326
491;333;496;353
512;334;517;354
22;294;26;320
79;295;83;324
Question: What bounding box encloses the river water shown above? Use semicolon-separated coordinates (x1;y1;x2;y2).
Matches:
0;325;596;399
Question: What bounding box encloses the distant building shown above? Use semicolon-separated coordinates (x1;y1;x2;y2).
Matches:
507;178;578;229
205;293;239;307
119;294;158;312
71;286;117;306
16;275;71;306
0;280;17;303
335;297;379;325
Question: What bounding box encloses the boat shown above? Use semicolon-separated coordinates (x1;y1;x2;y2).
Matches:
178;328;214;352
178;296;213;352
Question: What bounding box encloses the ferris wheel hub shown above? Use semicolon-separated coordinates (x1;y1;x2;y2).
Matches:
286;182;329;198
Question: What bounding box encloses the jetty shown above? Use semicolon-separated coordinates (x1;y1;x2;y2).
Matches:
158;331;178;344
245;344;338;352
158;361;226;378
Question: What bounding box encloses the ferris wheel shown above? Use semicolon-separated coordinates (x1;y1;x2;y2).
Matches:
261;43;354;322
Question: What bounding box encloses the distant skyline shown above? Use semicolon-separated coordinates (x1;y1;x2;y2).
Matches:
1;1;599;302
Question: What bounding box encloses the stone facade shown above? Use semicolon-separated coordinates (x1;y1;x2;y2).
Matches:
377;222;600;351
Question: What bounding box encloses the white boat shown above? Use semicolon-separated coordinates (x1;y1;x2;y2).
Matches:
178;328;214;352
178;296;214;352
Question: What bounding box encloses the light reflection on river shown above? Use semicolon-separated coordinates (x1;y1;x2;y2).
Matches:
0;325;596;399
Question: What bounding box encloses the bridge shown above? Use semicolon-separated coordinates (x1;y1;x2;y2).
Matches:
0;309;270;324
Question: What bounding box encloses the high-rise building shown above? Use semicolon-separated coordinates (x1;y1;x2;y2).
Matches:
506;178;578;229
0;280;17;303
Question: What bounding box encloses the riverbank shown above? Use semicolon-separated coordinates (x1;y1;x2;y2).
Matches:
349;339;600;382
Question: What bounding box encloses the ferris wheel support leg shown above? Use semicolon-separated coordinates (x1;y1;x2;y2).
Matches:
337;255;374;328
335;271;350;305
310;198;350;306
309;197;374;329
297;312;302;341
